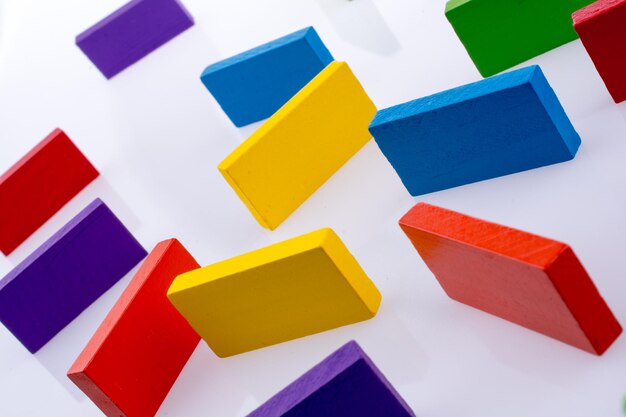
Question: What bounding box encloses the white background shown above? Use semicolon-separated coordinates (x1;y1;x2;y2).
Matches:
1;0;625;416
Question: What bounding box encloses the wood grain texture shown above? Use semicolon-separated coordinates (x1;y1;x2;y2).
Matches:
399;202;622;355
201;27;333;127
68;239;200;417
248;341;415;417
446;0;595;76
75;0;194;79
0;199;146;353
219;61;376;230
574;0;626;103
0;128;98;255
369;66;580;196
167;228;381;357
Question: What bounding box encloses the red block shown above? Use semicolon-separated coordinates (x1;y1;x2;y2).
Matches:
399;203;622;355
573;0;626;103
0;128;99;255
68;239;201;417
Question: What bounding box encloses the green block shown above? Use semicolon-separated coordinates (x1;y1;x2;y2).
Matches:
445;0;595;77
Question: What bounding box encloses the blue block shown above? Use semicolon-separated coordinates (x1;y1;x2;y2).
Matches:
200;27;334;127
248;341;415;417
368;65;581;196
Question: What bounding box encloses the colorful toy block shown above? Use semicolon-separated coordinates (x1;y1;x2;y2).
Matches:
201;27;334;127
68;239;200;417
76;0;194;79
248;341;415;417
0;128;98;255
219;61;376;230
369;66;580;196
573;0;626;103
0;199;146;353
167;228;381;357
446;0;595;77
399;202;622;355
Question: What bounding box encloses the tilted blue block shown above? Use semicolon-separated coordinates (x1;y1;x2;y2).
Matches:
200;27;334;127
368;65;581;196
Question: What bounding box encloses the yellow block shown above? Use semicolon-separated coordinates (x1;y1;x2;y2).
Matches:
167;228;381;357
218;61;377;230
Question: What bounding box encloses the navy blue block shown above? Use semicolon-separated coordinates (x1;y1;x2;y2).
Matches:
369;65;581;196
200;27;333;127
248;341;415;417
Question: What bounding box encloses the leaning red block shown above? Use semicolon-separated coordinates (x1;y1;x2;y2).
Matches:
68;239;201;417
0;128;99;255
573;0;626;103
399;202;622;355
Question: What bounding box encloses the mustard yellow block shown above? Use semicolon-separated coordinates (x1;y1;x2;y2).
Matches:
218;61;377;230
167;228;381;357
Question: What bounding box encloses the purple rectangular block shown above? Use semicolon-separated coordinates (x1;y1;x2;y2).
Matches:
248;341;416;417
76;0;194;79
0;198;147;353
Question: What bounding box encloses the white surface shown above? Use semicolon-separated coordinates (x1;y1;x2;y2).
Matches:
0;0;625;415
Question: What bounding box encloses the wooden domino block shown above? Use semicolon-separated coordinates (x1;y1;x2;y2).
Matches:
76;0;194;79
0;128;98;255
446;0;595;77
573;0;626;103
369;66;580;196
248;341;415;417
219;61;376;230
399;202;622;355
0;199;147;353
68;239;200;417
201;27;334;127
167;228;381;357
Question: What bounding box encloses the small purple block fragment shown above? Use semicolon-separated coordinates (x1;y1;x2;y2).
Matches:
248;341;416;417
0;198;147;353
76;0;194;79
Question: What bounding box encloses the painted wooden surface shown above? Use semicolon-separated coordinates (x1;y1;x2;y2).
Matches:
2;1;626;415
201;27;333;127
369;66;580;196
248;341;415;417
167;228;381;357
0;128;98;255
0;199;146;353
574;0;626;103
446;0;595;76
219;61;376;230
76;0;194;79
399;202;622;355
68;239;200;417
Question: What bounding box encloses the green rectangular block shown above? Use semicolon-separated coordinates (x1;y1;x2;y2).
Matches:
445;0;595;77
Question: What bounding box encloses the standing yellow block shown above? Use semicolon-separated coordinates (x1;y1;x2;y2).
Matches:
218;61;377;230
167;228;381;357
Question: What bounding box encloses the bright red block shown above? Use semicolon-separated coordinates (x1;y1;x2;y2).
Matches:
68;239;201;417
0;128;99;255
399;203;622;355
573;0;626;103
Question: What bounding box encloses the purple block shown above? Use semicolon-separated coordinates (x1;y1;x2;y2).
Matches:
249;341;416;417
0;198;147;353
76;0;194;79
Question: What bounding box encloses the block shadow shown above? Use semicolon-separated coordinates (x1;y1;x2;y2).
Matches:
5;177;142;268
315;0;400;56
